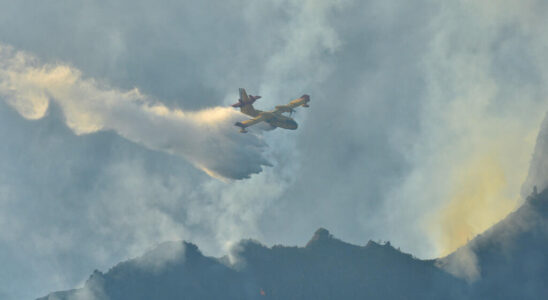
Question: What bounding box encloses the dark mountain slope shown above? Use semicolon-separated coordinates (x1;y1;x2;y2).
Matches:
40;189;548;300
40;229;465;300
438;187;548;300
40;241;247;300
233;228;464;299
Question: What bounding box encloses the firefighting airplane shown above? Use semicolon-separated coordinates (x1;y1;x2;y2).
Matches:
232;88;310;133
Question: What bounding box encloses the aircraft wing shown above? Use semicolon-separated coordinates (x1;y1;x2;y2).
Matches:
273;95;311;113
234;114;270;132
286;95;310;108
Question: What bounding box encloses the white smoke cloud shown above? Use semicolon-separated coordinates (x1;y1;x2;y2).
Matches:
134;241;187;273
11;0;548;297
0;44;270;180
436;245;480;283
0;0;346;297
377;0;548;259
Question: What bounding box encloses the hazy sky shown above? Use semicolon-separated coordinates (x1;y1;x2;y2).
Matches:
1;1;548;299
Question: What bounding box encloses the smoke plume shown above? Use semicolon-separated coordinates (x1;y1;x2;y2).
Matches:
0;44;270;180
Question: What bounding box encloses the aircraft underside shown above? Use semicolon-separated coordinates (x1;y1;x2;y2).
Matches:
267;118;298;130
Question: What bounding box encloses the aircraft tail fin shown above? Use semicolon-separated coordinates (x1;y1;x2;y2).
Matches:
231;88;261;116
239;88;249;103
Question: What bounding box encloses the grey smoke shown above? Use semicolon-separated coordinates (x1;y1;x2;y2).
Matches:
1;1;548;300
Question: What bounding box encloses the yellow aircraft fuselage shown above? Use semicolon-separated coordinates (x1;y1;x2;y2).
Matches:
232;89;310;132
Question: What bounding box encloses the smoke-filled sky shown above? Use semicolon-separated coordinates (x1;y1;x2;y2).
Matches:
1;1;548;299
